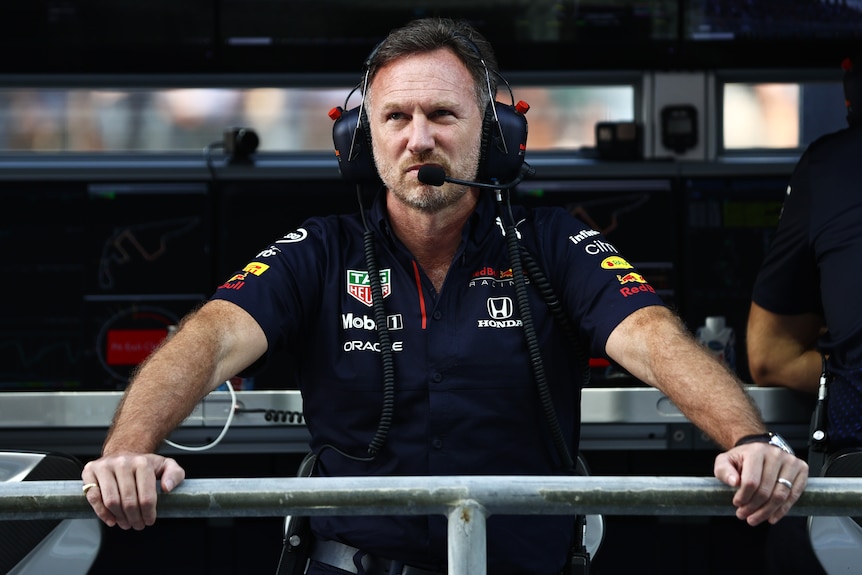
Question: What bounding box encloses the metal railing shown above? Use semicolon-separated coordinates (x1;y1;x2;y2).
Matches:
4;475;862;575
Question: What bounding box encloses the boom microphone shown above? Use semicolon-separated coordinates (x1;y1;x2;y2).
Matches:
417;164;534;190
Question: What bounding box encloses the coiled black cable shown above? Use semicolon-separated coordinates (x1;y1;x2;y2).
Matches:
497;193;575;472
518;245;591;391
362;227;396;456
317;186;395;463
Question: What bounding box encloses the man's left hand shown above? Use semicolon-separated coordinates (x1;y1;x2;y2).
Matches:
714;443;808;525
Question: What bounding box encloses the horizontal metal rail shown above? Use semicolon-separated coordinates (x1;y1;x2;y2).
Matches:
5;476;862;575
4;476;862;521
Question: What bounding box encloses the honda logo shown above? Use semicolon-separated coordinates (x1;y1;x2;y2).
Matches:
487;297;513;319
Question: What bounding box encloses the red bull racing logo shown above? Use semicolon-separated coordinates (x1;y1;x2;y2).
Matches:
616;271;655;297
616;272;646;284
471;266;514;280
217;261;270;291
218;271;248;291
347;269;392;307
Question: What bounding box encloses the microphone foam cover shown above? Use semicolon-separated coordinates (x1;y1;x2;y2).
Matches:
417;165;446;186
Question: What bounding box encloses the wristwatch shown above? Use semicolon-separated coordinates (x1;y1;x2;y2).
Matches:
734;432;795;456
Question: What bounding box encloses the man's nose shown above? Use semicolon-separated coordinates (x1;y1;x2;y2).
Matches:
406;117;434;154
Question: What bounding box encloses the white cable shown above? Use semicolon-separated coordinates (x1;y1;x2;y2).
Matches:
164;379;237;452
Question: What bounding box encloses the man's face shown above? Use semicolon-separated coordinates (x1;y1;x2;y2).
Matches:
367;48;483;213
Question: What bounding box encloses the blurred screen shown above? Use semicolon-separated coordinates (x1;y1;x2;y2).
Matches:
0;181;211;391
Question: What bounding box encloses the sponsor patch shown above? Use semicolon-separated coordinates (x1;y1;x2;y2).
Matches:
477;296;523;328
616;272;647;284
343;340;404;352
342;312;403;331
347;269;391;307
276;228;308;244
243;262;270;276
218;271;247;290
619;284;656;297
601;256;633;270
256;246;281;258
569;229;600;245
583;238;618;255
472;266;514;279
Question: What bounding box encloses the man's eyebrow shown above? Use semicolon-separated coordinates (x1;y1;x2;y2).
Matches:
379;98;463;114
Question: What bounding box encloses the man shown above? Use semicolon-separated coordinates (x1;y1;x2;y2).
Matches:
747;53;862;575
748;52;862;449
84;17;806;575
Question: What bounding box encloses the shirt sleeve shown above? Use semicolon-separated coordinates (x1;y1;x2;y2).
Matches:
532;207;668;359
751;151;821;315
210;221;328;366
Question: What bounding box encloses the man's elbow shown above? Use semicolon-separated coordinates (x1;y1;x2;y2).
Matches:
747;351;782;387
748;360;776;387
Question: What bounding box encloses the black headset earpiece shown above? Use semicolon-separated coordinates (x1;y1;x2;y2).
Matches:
478;99;529;184
331;102;379;184
330;41;383;184
330;35;529;185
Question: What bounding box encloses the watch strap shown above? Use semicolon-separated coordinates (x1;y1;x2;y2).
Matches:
734;432;795;455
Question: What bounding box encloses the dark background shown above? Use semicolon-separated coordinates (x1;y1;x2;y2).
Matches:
0;0;859;73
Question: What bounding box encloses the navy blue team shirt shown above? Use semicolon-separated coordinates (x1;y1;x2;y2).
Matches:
212;189;665;574
752;125;862;451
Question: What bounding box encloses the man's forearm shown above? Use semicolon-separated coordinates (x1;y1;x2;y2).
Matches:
609;306;765;449
747;303;824;392
102;305;233;454
103;335;220;454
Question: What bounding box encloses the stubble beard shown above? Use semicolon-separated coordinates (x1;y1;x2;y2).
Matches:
375;144;481;214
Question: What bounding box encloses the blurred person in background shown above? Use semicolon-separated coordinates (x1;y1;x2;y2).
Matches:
747;53;862;575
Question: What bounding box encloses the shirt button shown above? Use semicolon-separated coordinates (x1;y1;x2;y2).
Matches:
431;372;443;383
432;438;443;449
432;310;442;320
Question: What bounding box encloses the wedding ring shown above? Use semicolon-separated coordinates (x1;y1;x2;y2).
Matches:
82;482;98;495
776;477;793;490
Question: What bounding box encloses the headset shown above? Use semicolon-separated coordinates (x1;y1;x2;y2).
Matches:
330;36;529;185
843;53;862;127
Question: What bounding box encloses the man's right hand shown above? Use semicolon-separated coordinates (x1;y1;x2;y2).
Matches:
82;452;186;530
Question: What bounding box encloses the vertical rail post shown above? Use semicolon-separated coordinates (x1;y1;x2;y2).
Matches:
447;499;487;575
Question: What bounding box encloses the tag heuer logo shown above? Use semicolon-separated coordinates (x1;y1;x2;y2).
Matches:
347;269;391;307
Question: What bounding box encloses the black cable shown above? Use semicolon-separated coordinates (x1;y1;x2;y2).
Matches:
807;353;831;475
362;225;396;456
241;408;306;424
316;185;396;464
518;246;591;390
811;354;830;450
353;182;396;457
496;190;575;472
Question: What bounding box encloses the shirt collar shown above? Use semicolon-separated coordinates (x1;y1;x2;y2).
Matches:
367;189;500;250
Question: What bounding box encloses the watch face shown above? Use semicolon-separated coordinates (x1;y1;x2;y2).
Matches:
769;433;795;456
